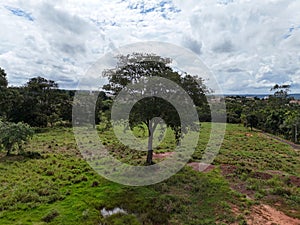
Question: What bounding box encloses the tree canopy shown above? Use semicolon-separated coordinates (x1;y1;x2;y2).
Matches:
103;53;209;164
270;84;291;99
0;72;74;127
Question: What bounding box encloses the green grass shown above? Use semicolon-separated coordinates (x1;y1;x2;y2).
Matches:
211;123;300;218
213;124;299;174
0;123;299;224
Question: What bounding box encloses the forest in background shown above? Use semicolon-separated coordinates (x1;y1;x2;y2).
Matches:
1;66;300;146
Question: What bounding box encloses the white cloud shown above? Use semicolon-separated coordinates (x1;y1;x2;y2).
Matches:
173;0;300;93
0;0;299;94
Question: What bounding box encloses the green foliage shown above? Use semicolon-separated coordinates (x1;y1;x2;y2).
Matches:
26;76;58;91
2;77;74;127
226;92;300;143
280;109;300;143
0;121;34;155
103;53;209;164
0;67;12;119
0;69;76;128
18;77;60;127
0;88;22;120
96;93;112;125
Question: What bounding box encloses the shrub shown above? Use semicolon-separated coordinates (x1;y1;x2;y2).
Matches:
0;120;34;155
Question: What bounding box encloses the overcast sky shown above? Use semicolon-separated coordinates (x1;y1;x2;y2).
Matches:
0;0;300;94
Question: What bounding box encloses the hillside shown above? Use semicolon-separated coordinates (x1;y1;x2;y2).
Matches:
0;123;299;224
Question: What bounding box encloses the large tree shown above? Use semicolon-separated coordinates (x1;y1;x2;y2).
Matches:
103;53;209;165
11;76;69;127
22;77;59;127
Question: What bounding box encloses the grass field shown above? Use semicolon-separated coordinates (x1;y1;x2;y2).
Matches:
0;123;299;224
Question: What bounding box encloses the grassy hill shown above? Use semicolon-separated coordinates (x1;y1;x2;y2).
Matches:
0;123;299;224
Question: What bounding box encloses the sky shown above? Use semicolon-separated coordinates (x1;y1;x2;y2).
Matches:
0;0;300;94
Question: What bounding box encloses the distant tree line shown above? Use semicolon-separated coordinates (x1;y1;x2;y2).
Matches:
0;67;109;128
226;84;300;143
0;71;71;127
1;64;299;149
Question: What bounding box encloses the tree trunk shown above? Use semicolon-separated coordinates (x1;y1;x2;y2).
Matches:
146;118;159;165
6;144;13;156
146;126;154;165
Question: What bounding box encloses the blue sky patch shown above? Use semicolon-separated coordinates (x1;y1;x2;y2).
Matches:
127;0;180;18
5;6;34;21
283;25;300;39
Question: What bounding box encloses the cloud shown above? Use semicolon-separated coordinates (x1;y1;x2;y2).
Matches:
225;68;244;73
0;0;299;93
182;35;202;55
173;0;300;93
38;3;91;35
213;39;235;53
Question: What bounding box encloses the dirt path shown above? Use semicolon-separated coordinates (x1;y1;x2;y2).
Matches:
259;130;300;150
246;204;300;225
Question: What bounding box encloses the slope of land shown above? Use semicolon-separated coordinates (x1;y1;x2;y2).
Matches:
0;123;299;224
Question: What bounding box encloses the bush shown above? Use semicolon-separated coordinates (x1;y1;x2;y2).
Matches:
0;120;34;155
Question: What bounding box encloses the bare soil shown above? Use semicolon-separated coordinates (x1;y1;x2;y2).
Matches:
153;152;174;159
246;204;300;225
187;162;215;172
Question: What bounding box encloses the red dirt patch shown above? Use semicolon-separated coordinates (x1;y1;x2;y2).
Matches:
219;164;255;197
220;164;238;176
246;204;300;225
231;182;255;198
153;152;174;159
288;176;300;187
250;171;273;180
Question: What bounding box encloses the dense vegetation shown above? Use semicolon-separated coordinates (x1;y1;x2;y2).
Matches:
0;70;73;127
226;85;300;143
2;63;299;145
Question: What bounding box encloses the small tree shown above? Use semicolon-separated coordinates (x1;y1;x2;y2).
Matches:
0;121;34;155
269;84;291;106
244;113;258;131
270;84;291;98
